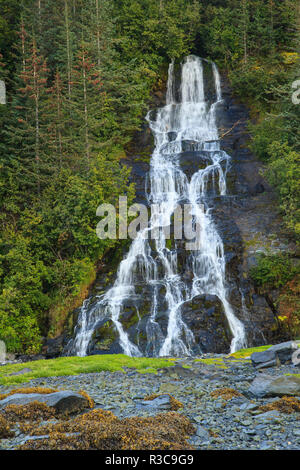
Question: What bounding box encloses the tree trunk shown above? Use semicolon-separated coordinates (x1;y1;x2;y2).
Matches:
38;0;42;33
33;44;40;195
21;20;26;73
64;0;72;100
55;74;63;168
96;0;101;69
242;0;248;66
82;52;90;166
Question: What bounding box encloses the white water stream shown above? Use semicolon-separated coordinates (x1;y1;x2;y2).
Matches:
68;55;246;357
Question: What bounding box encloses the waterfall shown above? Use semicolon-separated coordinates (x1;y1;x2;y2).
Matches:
67;55;246;357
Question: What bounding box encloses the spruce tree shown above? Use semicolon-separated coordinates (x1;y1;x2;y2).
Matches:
5;31;50;196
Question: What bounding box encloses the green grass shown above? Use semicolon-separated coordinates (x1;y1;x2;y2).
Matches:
194;357;228;369
0;355;175;386
229;345;272;359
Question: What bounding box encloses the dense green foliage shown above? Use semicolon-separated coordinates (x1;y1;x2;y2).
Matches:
0;0;299;352
250;252;298;289
0;0;201;352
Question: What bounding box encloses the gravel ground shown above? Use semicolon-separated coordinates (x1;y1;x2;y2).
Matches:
1;355;300;450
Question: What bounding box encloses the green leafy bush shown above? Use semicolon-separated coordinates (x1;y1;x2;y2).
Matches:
250;253;297;289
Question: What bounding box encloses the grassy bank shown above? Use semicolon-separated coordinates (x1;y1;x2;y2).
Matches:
0;355;176;386
2;344;296;387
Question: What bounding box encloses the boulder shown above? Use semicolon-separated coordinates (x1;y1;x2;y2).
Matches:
248;374;300;398
181;294;232;353
137;394;172;410
251;341;299;369
251;349;277;368
44;335;65;358
158;364;197;379
268;341;299;364
0;391;89;414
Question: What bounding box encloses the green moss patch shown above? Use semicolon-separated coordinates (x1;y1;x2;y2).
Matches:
0;355;175;386
229;345;272;359
194;358;227;369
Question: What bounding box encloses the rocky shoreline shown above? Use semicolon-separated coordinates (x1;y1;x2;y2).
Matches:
0;345;300;450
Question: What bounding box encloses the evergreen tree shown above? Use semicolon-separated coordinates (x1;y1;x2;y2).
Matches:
5;31;50;196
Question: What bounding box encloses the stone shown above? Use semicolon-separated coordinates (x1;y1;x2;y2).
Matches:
251;349;277;367
196;425;210;440
268;341;298;364
248;374;300;398
240;402;258;411
255;358;280;370
241;419;252;426
250;341;298;369
138;394;172;410
8;368;32;376
260;440;274;450
255;411;282;424
0;391;89;414
159;383;179;394
243;428;256;435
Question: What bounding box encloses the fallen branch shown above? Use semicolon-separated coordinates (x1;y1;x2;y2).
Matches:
219;119;245;139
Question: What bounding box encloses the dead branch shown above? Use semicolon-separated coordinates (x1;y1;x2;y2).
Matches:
219;119;245;139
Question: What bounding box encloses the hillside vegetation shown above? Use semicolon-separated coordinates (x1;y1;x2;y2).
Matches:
0;0;299;353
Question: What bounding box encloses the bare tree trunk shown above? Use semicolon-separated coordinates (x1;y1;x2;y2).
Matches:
269;0;274;54
82;52;90;166
242;0;248;66
96;0;101;69
33;44;40;195
55;74;63;168
38;0;42;33
21;19;26;73
64;0;72;100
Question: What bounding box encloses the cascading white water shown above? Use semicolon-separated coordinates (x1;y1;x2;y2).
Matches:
68;55;246;357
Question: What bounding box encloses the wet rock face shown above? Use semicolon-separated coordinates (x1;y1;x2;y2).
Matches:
181;295;233;354
66;70;288;356
211;77;292;346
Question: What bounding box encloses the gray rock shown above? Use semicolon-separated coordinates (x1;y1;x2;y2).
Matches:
196;425;210;440
268;341;298;364
248;374;300;397
159;364;196;378
240;402;258;411
0;391;89;414
8;368;33;376
255;411;282;424
251;349;277;367
138;394;172;410
241;419;252;426
251;342;298;368
243;428;256;435
260;440;274;450
255;358;280;370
